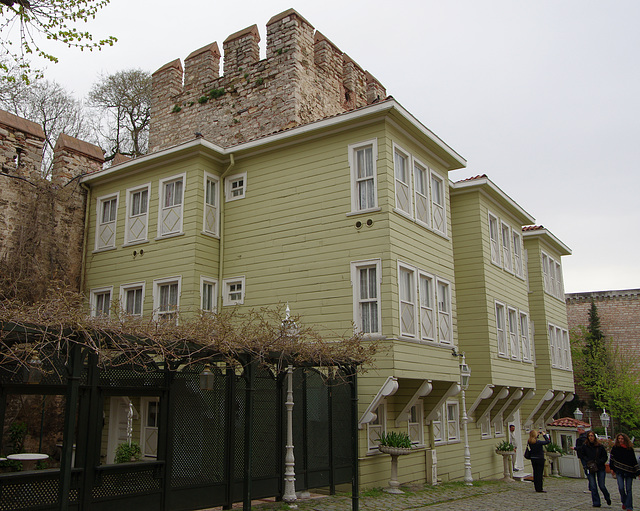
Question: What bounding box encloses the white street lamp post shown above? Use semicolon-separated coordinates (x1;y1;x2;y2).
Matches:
600;409;610;439
459;354;473;486
282;305;298;506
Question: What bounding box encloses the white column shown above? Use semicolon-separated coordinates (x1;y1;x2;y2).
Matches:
283;365;297;506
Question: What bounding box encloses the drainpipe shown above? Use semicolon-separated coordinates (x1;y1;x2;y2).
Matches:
217;153;235;311
80;182;91;293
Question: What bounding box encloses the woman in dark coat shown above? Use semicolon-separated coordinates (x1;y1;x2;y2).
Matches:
579;430;611;507
527;429;550;492
609;433;640;511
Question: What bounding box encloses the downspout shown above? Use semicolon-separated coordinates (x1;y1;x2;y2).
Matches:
217;153;235;311
80;182;91;293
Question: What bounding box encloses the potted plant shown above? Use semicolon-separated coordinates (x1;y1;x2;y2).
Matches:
114;441;142;463
495;440;516;454
378;431;412;456
495;440;516;482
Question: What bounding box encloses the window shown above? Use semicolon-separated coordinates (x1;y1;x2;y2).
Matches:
520;312;532;362
508;307;519;359
419;272;436;341
501;223;513;272
549;324;557;367
222;277;245;306
493;413;504;436
408;402;424;446
413;159;430;227
446;402;460;441
432;407;443;444
351;260;381;334
399;265;416;337
91;287;112;317
158;174;185;237
430;171;446;235
201;277;217;312
436;279;452;344
348;139;378;213
367;403;386;452
154;278;181;323
480;415;492;438
554;261;564;298
563;329;572;369
496;301;507;357
96;194;118;250
225;173;246;201
513;231;524;277
488;212;501;266
125;185;150;244
394;145;412;217
120;283;145;316
542;252;551;293
203;173;219;236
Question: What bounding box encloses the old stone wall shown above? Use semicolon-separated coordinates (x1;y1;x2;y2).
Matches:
149;8;386;152
0;110;104;299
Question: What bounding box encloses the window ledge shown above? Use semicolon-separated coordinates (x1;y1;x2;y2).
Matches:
155;232;184;241
346;207;381;217
393;207;414;221
92;247;117;254
123;240;149;248
397;337;456;350
201;231;220;239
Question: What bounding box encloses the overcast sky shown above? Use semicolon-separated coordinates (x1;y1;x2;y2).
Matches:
28;0;640;294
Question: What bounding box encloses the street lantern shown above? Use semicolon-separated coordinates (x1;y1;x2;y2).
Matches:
573;408;583;422
24;350;43;384
460;356;471;390
600;409;610;439
199;363;215;391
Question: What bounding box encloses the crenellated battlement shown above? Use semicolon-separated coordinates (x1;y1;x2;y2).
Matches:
149;8;386;152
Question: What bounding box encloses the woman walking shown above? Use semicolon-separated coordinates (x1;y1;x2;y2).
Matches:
579;430;612;507
527;429;550;492
609;433;640;511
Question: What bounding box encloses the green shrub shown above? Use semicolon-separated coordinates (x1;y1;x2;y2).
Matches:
114;441;141;463
8;421;27;454
379;431;412;449
495;440;515;452
544;442;565;454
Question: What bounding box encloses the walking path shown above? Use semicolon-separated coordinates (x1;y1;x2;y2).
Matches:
233;476;640;511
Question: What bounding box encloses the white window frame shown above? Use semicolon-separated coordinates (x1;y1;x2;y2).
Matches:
398;263;417;338
90;287;113;317
418;271;436;342
413;158;430;228
563;328;572;370
95;193;119;251
225;172;247;202
512;230;524;278
408;402;424;446
203;172;220;237
124;184;150;245
393;144;413;218
493;413;504;437
554;261;564;299
496;301;507;357
158;174;185;237
542;252;551;294
348;139;379;213
548;323;557;367
367;403;386;453
140;397;160;459
430;170;447;236
350;259;382;335
508;306;520;360
432;406;444;445
480;415;492;438
488;212;501;266
520;311;532;362
222;276;245;306
120;282;146;317
200;276;218;313
153;276;182;323
501;222;513;273
436;278;453;344
446;401;460;442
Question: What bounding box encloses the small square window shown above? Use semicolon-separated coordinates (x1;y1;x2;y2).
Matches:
223;277;245;306
225;173;247;201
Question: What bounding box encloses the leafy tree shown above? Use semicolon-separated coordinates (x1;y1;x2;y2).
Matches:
0;79;90;177
88;69;151;161
0;0;117;84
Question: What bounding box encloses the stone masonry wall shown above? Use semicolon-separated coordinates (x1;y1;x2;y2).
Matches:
0;110;104;299
149;8;386;152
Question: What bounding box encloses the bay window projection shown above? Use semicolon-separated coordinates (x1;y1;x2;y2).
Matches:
394;146;412;217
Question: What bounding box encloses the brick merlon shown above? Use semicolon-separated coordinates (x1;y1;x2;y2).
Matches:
152;58;183;77
365;71;383;87
343;54;365;73
187;42;221;60
267;8;313;28
314;31;342;53
54;133;105;163
223;24;260;44
0;109;45;140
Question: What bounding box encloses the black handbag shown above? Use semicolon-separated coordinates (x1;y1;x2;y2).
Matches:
524;446;531;459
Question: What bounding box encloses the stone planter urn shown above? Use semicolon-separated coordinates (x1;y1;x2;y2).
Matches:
545;452;562;477
495;450;516;482
379;445;412;494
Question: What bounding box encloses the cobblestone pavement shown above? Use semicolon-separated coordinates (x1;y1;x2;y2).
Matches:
239;476;640;511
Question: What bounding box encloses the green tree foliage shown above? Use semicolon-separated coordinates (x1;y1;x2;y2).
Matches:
571;299;640;437
0;0;117;84
89;69;151;161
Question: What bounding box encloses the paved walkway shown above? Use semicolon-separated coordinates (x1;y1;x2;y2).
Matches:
239;476;640;511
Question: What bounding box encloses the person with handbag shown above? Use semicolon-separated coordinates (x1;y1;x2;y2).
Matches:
526;429;551;492
579;430;612;507
609;433;640;511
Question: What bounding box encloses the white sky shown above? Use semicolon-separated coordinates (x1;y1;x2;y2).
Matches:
28;0;640;294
